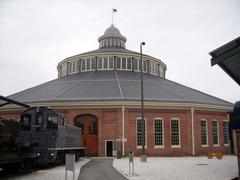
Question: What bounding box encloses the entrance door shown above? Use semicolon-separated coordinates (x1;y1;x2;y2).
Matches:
106;141;113;157
75;115;98;156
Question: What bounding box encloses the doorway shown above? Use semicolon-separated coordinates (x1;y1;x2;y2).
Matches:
75;115;98;156
106;140;113;157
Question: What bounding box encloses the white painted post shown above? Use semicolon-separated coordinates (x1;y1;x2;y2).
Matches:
122;106;125;156
65;154;75;180
191;108;195;156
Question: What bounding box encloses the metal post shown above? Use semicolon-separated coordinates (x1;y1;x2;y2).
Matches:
140;42;147;162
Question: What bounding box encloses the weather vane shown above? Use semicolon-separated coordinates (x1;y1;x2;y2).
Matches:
112;8;117;26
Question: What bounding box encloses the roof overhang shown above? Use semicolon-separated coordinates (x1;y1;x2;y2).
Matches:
0;95;30;108
209;37;240;86
0;100;232;112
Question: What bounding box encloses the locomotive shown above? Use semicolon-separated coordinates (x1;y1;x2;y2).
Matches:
0;106;84;170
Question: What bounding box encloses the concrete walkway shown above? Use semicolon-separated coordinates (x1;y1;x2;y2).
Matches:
78;159;127;180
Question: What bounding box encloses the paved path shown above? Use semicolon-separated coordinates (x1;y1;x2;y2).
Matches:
78;159;127;180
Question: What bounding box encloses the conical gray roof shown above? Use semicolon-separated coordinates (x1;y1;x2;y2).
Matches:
6;71;232;107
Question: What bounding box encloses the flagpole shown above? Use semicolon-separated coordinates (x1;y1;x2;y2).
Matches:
112;9;117;26
112;10;113;25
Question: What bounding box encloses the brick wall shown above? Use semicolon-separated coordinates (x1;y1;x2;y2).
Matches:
0;107;230;156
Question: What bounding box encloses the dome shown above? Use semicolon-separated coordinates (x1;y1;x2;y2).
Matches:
98;25;127;41
98;25;127;49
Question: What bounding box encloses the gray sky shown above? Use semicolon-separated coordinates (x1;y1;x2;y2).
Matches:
0;0;239;103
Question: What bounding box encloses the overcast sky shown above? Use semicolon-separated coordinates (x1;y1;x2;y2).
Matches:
0;0;239;103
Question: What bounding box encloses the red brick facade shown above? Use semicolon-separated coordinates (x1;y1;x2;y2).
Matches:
0;106;230;157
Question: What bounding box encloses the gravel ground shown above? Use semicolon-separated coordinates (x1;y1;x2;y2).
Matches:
1;156;237;180
1;158;90;180
113;156;238;180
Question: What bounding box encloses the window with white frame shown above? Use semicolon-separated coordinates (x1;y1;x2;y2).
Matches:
98;57;103;70
223;121;229;145
171;119;180;147
133;59;140;71
72;61;76;72
91;58;96;70
200;120;208;146
212;120;219;145
122;57;126;69
136;118;146;147
154;119;164;147
81;59;92;71
81;59;85;71
86;58;91;70
103;57;108;69
109;57;114;69
116;57;121;69
149;61;157;75
127;57;132;70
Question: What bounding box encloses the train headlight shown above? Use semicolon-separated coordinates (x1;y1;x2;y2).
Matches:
37;153;41;156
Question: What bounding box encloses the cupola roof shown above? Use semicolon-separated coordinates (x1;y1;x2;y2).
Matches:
98;25;127;49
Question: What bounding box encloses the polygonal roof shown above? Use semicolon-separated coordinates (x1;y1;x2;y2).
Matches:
6;71;232;107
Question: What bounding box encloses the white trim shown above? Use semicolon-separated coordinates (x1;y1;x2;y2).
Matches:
200;119;209;147
223;120;230;146
105;140;114;157
191;108;195;155
212;119;219;146
0;101;232;112
153;117;164;148
136;117;147;149
170;118;181;148
121;106;125;156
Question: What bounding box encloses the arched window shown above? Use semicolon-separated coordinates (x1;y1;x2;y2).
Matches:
75;115;98;135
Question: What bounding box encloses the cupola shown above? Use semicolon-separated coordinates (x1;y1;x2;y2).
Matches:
98;25;127;49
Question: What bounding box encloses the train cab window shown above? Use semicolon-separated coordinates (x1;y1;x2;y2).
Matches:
35;115;44;131
47;115;58;129
59;117;65;126
21;114;31;131
37;115;43;125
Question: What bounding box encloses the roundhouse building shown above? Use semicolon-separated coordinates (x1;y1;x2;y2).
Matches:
0;25;232;157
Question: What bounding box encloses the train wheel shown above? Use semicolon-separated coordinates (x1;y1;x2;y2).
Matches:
20;161;32;173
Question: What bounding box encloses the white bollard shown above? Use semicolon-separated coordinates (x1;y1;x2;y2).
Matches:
65;154;75;180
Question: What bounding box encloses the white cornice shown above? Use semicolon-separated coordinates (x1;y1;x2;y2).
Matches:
0;100;232;112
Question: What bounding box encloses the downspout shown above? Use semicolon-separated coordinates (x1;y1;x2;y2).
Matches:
122;106;125;156
191;108;195;155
